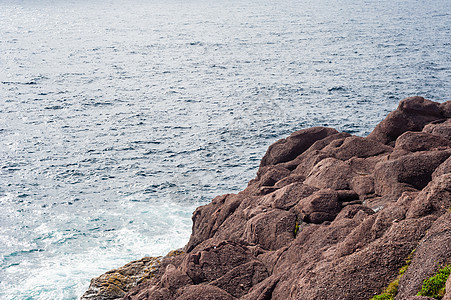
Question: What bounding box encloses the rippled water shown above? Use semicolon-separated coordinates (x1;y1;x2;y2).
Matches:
0;0;449;298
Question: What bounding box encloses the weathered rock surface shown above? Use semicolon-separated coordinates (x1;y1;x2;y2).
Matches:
368;96;449;145
81;256;164;300
83;97;451;300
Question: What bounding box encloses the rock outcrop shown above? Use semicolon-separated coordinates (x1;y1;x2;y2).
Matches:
83;96;451;300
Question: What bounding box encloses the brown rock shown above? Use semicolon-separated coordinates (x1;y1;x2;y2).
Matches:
407;173;451;219
350;175;375;195
396;213;451;299
440;101;451;117
257;165;291;187
444;274;451;300
432;156;451;178
258;182;318;210
395;131;451;152
402;297;437;300
290;132;352;174
374;150;450;197
304;157;353;190
259;127;338;167
240;274;281;300
81;256;163;300
100;97;451;300
244;208;296;249
293;189;341;223
293;216;434;300
398;96;443;117
423;119;451;140
160;264;193;292
273;174;305;189
186;194;241;252
326;136;393;160
181;241;253;284
210;260;269;298
124;285;172;300
292;149;332;177
368;97;447;145
175;285;235;300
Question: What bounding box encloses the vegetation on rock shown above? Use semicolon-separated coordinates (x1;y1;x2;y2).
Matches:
293;219;300;236
417;265;450;299
370;250;415;300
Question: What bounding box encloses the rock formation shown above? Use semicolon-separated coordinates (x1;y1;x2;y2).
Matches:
82;96;451;300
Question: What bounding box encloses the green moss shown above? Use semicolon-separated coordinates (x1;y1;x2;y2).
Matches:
417;265;450;299
166;249;184;257
371;293;393;300
398;264;409;276
370;279;398;300
294;219;300;236
370;250;415;300
399;249;415;276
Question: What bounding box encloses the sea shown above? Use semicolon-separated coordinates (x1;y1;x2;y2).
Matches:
0;0;449;298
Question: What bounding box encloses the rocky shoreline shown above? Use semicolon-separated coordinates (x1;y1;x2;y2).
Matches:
82;96;451;300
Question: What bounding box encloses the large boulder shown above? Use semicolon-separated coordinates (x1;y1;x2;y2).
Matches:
259;127;338;167
244;208;296;250
258;182;318;210
395;131;451;152
374;150;450;197
81;256;163;300
368;96;448;145
181;241;255;284
422;119;451;140
293;189;341;224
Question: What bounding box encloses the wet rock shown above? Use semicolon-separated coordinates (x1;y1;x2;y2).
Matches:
81;256;163;300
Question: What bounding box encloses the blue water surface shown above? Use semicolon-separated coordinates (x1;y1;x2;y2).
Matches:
0;0;449;298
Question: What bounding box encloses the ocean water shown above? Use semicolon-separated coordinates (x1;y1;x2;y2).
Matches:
0;0;449;298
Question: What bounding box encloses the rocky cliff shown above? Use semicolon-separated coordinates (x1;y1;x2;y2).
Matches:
82;96;451;300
